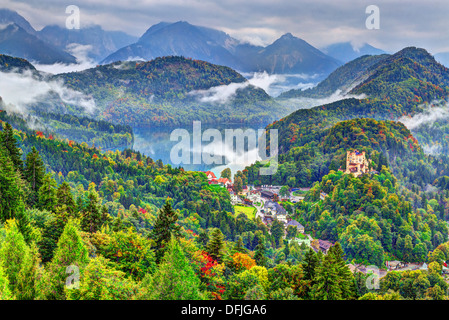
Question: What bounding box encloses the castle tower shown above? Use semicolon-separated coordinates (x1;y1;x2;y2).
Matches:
345;150;369;177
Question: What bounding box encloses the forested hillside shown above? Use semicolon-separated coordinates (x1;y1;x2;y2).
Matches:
279;54;389;99
244;118;445;188
244;47;449;190
54;56;287;127
1;119;404;301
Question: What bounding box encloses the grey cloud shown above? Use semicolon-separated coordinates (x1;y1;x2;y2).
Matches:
4;0;449;54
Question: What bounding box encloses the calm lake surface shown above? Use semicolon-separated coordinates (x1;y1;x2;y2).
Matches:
132;122;268;177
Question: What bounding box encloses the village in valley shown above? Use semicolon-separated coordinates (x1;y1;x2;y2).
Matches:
205;150;449;279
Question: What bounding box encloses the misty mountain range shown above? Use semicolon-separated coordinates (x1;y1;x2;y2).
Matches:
0;8;389;77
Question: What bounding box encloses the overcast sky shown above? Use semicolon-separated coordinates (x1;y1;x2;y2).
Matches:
3;0;449;54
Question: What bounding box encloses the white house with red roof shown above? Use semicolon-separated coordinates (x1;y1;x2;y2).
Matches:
217;178;232;187
204;171;217;180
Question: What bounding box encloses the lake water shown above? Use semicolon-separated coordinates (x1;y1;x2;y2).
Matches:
132;122;269;177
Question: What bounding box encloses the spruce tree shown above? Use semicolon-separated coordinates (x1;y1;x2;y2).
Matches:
206;228;225;263
254;241;267;267
38;173;57;212
150;198;181;263
24;146;45;207
233;236;247;254
0;220;31;298
0;264;13;300
0;147;24;220
0;148;31;241
37;219;89;300
0;123;23;172
312;252;342;300
16;242;41;300
145;237;202;300
196;230;209;248
270;219;285;248
328;242;354;299
56;181;76;217
302;248;320;298
81;185;103;233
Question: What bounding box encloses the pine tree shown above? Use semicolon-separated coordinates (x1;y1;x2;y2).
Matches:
302;248;319;281
0;220;31;298
422;192;428;210
56;181;76;217
38;173;57;212
233;236;247;254
312;252;342;300
302;248;320;298
206;228;225;263
144;237;202;300
24;146;45;207
328;242;355;299
0;147;31;241
377;152;388;172
0;264;13;300
0;123;23;172
0;147;24;221
270;219;285;248
196;230;209;248
16;242;41;300
81;185;103;233
254;241;267;267
37;219;89;300
150;198;181;263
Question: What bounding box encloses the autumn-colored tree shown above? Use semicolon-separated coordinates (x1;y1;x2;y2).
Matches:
100;228;156;281
231;252;256;273
233;176;243;193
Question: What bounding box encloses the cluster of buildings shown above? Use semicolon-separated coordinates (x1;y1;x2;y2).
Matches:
204;170;335;254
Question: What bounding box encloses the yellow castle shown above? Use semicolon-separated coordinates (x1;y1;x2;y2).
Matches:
345;150;370;177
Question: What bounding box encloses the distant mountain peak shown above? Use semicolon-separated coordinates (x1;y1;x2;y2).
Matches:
0;21;77;64
280;32;294;39
322;41;385;63
0;8;36;36
102;21;341;75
